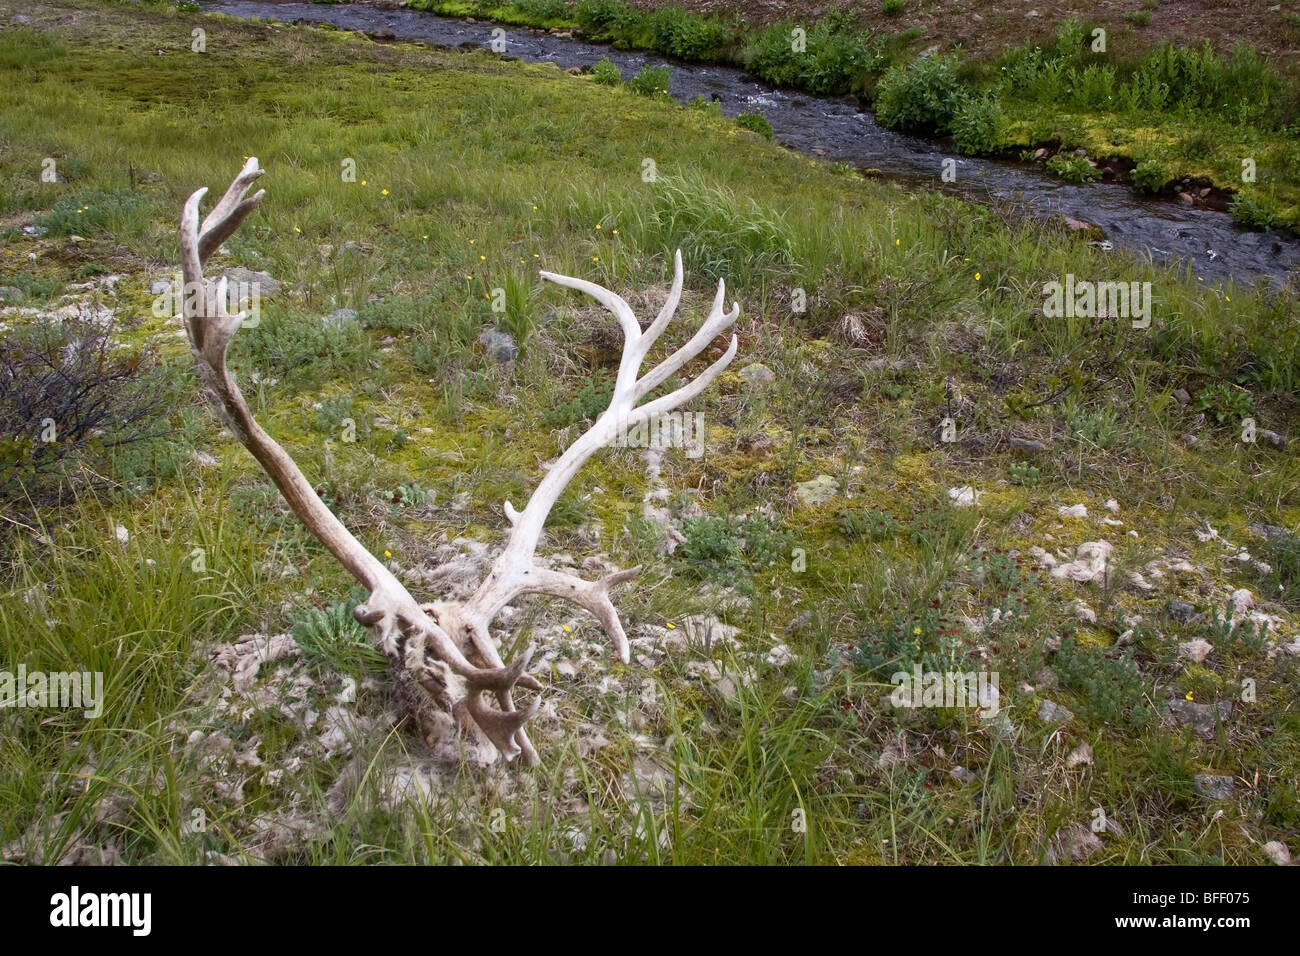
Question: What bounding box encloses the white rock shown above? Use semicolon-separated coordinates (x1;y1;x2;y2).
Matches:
1178;639;1214;663
1070;600;1097;624
679;614;741;651
1231;589;1254;616
114;525;129;544
1104;499;1119;513
1272;638;1300;658
335;677;356;704
1051;541;1114;584
765;643;797;667
948;485;979;507
1028;546;1057;568
1262;840;1291;865
1058;504;1088;518
1066;742;1093;768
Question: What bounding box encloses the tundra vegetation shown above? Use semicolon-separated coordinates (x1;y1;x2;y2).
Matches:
0;0;1297;865
405;0;1300;230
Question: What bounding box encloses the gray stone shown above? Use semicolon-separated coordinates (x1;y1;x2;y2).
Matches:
1172;388;1191;404
1260;429;1286;450
794;474;838;507
0;285;22;303
1037;699;1073;723
477;328;517;364
1249;523;1291;541
738;362;776;388
1164;698;1232;736
1047;823;1103;864
220;266;282;295
149;278;173;296
1168;600;1202;624
863;357;910;372
1009;436;1047;454
1193;773;1235;800
22;224;47;237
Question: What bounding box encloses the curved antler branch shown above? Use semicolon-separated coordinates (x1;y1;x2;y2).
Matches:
465;253;740;661
179;159;540;763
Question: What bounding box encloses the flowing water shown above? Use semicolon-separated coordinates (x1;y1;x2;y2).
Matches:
202;0;1300;287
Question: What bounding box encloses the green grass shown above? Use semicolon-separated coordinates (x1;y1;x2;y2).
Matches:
1;0;1298;865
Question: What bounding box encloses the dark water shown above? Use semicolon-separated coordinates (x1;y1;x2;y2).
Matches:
202;0;1300;287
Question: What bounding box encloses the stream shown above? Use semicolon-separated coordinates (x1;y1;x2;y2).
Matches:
201;0;1300;287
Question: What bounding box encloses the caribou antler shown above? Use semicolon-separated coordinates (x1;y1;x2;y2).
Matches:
457;250;738;661
179;159;739;765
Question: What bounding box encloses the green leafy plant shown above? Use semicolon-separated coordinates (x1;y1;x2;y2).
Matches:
951;92;1004;156
627;64;672;99
390;482;430;508
1046;153;1102;183
1194;382;1254;424
873;53;965;134
1009;462;1041;485
291;590;388;678
591;56;622;86
1131;158;1169;194
649;4;728;60
1064;403;1121;448
1230;191;1284;229
1203;605;1270;657
1068;63;1117;109
736;113;774;138
542;371;614;427
1053;636;1155;730
851;604;969;678
676;514;793;578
